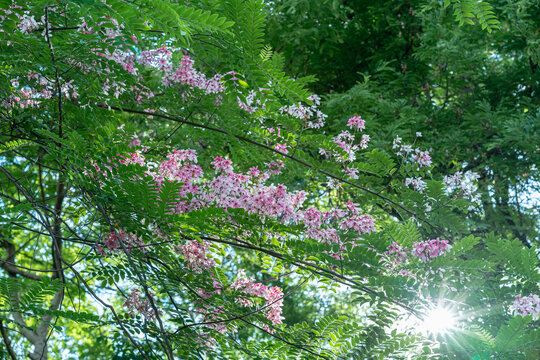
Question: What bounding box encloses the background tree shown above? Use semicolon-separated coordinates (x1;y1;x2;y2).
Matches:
266;0;540;247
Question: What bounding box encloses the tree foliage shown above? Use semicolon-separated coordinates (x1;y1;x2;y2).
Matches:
266;0;539;247
0;1;538;359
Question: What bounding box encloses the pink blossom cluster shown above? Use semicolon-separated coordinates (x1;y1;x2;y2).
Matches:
1;88;42;109
386;242;408;265
318;115;371;167
192;269;284;337
98;229;147;255
100;144;376;258
274;143;288;154
1;75;54;109
102;78;127;99
413;150;432;167
301;201;375;247
162;55;226;95
327;130;359;162
411;238;450;262
97;48;138;75
265;159;285;176
177;240;217;273
204;173;307;222
344;166;359;180
384;238;450;265
393;136;432;168
196;306;229;334
124;289;160;321
155;149;203;200
118;151;145;166
73;15;230;102
77;16;228;98
237;90;266;114
210;155;232;173
2;70;80;111
138;46;173;72
231;270;284;332
404;177;427;193
337;201;376;235
360;134;370;149
130;83;155;103
319;130;369;165
308;202;375;261
279;94;327;129
443;170;481;207
113;147;376;252
510;294;540;320
18;14;39;34
347;115;365;131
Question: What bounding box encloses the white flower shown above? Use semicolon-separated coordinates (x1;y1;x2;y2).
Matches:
18;15;39;34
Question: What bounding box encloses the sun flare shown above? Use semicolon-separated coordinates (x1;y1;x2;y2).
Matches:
421;305;456;335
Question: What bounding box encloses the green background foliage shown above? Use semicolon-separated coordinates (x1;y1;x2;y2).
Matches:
0;0;538;359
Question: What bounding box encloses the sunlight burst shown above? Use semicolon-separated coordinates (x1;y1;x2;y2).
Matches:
421;305;456;335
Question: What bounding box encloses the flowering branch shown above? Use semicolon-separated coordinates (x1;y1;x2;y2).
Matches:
193;235;422;318
148;255;335;360
174;274;313;334
98;104;450;241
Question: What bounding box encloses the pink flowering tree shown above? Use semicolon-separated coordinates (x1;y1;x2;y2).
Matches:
0;1;538;360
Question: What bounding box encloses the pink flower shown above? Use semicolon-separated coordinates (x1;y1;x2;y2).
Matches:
102;229;147;254
339;214;376;235
274;143;288;154
118;152;145;166
411;238;450;262
103;147;379;267
404;177;427;193
18;15;39;34
248;166;262;178
344;166;359;179
360;134;370;149
386;242;409;265
347;116;365;131
161;55;226;94
124;289;160;321
211;156;233;173
413;150;432;167
231;270;284;331
307;94;321;106
178;240;216;273
279;95;327;129
237;90;264;113
332;131;358;162
443;171;480;205
265;160;284;176
511;294;540;320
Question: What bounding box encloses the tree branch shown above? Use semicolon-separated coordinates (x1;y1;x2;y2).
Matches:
0;319;18;360
0;240;42;281
99;104;451;241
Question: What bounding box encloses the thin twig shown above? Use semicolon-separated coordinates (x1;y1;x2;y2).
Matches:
44;8;63;142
